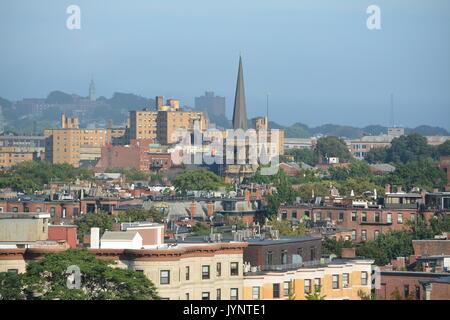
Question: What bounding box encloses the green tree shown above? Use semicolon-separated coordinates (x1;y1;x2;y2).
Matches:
73;211;114;240
0;272;25;300
173;169;228;193
0;161;94;193
314;136;352;163
116;207;164;224
436;140;450;157
191;223;211;236
264;169;299;218
322;237;354;256
268;219;306;237
356;230;413;266
296;182;329;201
285;148;318;166
22;249;160;300
305;285;326;300
382;158;447;191
357;289;378;300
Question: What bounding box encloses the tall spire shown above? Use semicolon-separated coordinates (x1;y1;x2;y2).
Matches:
232;56;248;130
89;77;96;102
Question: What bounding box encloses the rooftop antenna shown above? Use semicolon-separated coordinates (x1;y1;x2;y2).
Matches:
266;92;271;122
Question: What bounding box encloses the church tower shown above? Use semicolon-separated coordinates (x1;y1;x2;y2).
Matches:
89;79;96;102
232;56;248;130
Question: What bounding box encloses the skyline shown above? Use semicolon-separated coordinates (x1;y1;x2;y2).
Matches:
1;0;450;130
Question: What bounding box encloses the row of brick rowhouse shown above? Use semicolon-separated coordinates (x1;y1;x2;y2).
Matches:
0;245;373;300
0;213;373;300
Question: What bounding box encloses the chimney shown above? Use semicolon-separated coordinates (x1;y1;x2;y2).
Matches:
189;202;197;218
155;96;164;110
341;248;356;258
61;114;66;129
90;227;100;249
108;120;113;128
385;184;391;194
244;190;250;201
207;202;215;217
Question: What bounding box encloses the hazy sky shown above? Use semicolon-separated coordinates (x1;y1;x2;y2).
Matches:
1;0;449;129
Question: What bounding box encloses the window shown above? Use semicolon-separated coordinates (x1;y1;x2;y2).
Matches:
362;212;367;222
185;293;190;300
217;288;221;300
50;207;56;217
410;213;416;223
292;211;297;219
332;275;339;289
310;247;316;260
297;248;304;258
404;285;410;298
160;270;170;285
185;266;190;280
304;279;311;294
339;212;344;220
397;213;403;224
230;262;239;276
375;212;380;223
230;288;238;300
343;273;349;288
273;283;280;298
315;212;322;221
72;208;78;216
361;230;367;241
282;211;287;220
281;250;288;265
328;212;332;220
387;213;392;223
202;292;210;300
216;263;222;277
284;281;290;297
351;212;357;221
415;286;421;300
12;207;18;212
352;230;357;241
135;269;144;273
314;278;321;292
374;230;380;240
305;211;310;217
266;251;274;265
202;265;210;280
7;269;18;274
252;287;260;300
361;272;368;285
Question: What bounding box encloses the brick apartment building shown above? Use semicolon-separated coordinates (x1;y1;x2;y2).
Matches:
376;271;450;300
44;114;126;167
95;140;172;172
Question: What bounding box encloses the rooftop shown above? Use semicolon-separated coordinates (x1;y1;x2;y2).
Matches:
101;231;139;241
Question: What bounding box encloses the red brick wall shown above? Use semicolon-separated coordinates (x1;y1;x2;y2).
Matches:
278;205;437;242
376;273;437;300
429;282;450;300
48;226;78;248
412;240;450;256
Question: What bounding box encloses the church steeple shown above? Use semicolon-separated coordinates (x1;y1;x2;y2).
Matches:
232;56;248;130
89;78;96;102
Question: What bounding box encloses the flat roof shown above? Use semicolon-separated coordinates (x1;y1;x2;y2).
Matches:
101;231;139;241
0;213;51;219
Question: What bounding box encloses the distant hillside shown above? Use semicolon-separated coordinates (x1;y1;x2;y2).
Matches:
207;116;449;139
